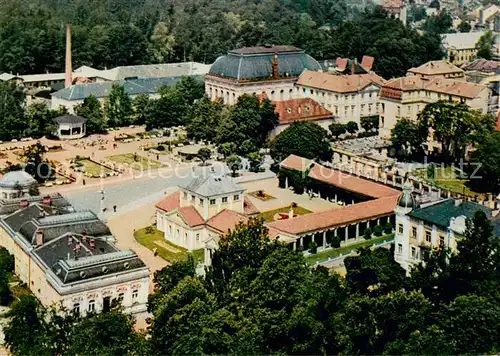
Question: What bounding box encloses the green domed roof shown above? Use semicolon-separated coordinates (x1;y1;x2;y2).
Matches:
209;46;321;81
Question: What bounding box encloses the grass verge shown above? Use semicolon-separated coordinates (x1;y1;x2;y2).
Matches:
108;153;165;170
134;226;204;263
305;233;394;265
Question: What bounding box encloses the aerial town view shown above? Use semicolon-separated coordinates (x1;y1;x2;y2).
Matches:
0;0;498;354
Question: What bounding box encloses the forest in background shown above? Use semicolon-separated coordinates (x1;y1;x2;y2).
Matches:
0;0;445;78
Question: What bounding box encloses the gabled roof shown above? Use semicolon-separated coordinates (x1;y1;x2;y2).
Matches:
206;209;248;233
462;59;500;72
272;98;333;124
176;206;205;227
267;195;399;235
181;174;243;198
155;192;181;212
308;164;400;199
382;75;487;99
296;70;385;93
280;154;314;172
441;31;486;50
407;60;464;76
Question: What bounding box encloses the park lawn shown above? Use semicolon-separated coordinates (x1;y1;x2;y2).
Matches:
259;205;312;223
134;226;204;263
413;167;480;197
305;234;394;265
108;153;165;170
78;159;114;176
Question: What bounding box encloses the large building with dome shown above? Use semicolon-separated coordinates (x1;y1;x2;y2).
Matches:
205;45;322;105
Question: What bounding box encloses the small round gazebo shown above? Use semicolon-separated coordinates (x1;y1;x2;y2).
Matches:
53;115;88;140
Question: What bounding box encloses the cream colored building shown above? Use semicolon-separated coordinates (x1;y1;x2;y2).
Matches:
155;173;260;264
295;70;385;126
407;60;465;80
0;173;150;315
382;0;408;25
441;31;486;66
394;182;499;272
204;45;322;105
378;75;489;139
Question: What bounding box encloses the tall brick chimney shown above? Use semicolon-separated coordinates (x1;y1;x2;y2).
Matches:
272;54;279;79
65;24;72;88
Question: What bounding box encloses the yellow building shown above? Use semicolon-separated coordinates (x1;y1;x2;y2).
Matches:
407;60;465;80
0;172;150;315
378;75;489;142
155;173;260;264
441;32;486;66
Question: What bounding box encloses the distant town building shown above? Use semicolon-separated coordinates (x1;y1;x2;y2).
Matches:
295;70;385;126
0;172;150;315
441;31;486;66
462;58;500;82
475;4;500;31
378;75;489;140
51;75;202;113
204;45;322;105
382;0;408;25
394;182;500;272
407;60;465;80
0;62;210;91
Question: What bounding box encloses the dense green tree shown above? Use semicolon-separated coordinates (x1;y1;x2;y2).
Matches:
104;84;133;127
217;142;237;158
174;76;205;106
270;121;332;162
0;82;27;140
360;116;379;132
391;118;426;160
26;102;56;138
417;100;494;162
197;147;212;165
471;131;500;192
22;142;50;182
226;155;241;177
345;120;359;134
477;30;496;59
145;86;187;130
186;96;224;141
149;22;176;63
74;95;106;133
422;11;453;34
248;151;263;172
132;94;150;125
329;123;346;138
457;21;471;33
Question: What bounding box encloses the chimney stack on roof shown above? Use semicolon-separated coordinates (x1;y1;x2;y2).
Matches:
65;24;72;88
272;54;279;79
35;231;44;247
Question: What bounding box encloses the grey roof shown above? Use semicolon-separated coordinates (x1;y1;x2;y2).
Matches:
52;75;203;101
0;171;36;188
398;182;418;209
181;174;244;197
53;115;87;125
409;199;492;230
0;193;72;215
101;62;211;81
209;46;321;81
33;234;145;284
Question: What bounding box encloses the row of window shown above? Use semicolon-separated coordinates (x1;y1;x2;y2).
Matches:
301;87;377;101
72;290;139;314
399;223;446;247
183;192;240;205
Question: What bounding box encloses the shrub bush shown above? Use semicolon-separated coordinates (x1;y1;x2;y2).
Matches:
374;225;383;237
364;228;372;240
384;222;393;234
308;241;318;254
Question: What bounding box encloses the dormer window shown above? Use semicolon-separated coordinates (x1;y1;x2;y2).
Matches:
234;194;240;201
287;107;292;113
183;192;188;199
222;197;228;203
210;199;216;205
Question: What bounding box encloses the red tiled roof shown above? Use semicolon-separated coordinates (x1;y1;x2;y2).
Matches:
280;154;314;172
267;195;399;235
382;76;487;99
155;191;181;212
383;0;403;9
308;164;400;199
206;209;248;233
177;206;205;227
272;98;332;124
336;58;348;71
297;70;385;93
244;196;260;216
361;55;375;72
